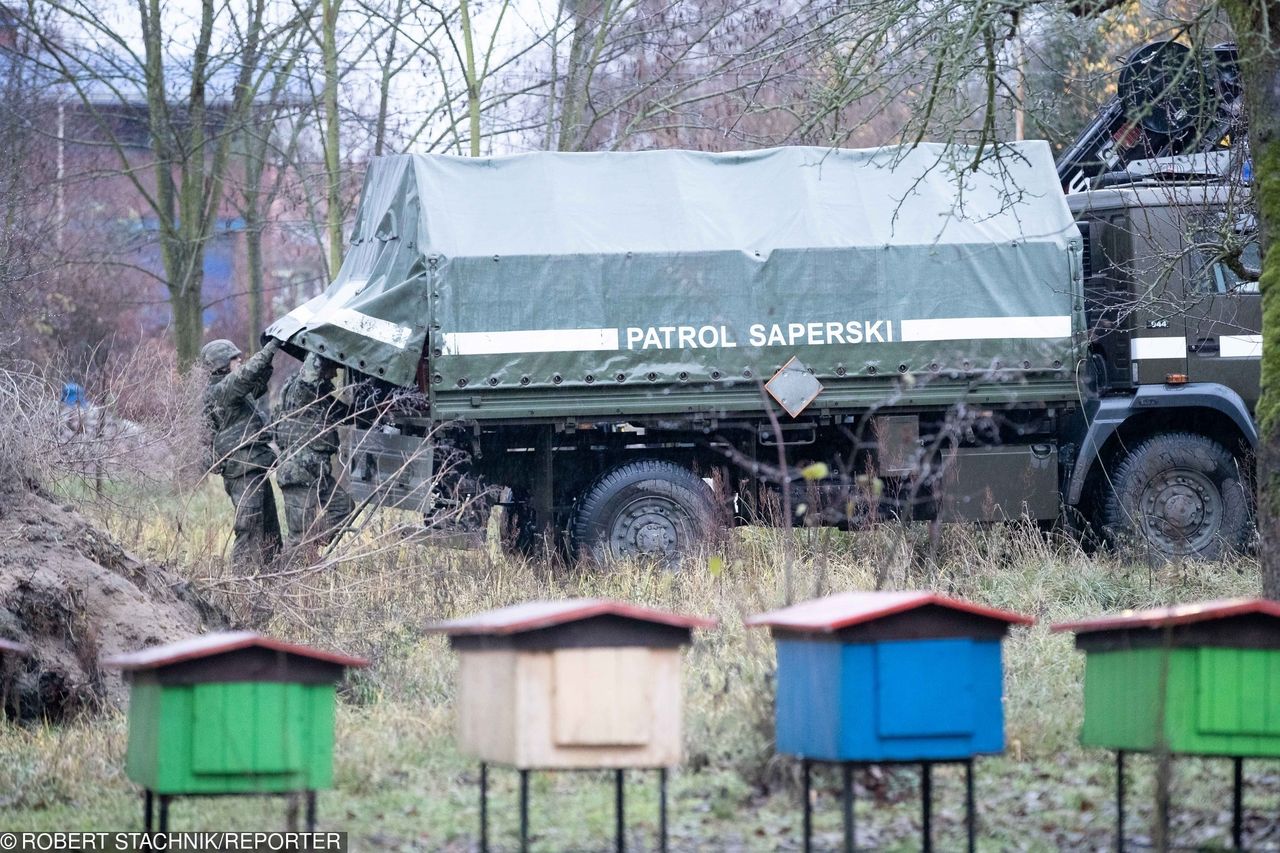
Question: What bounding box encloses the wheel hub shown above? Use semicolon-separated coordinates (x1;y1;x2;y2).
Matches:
1141;468;1221;554
611;498;687;557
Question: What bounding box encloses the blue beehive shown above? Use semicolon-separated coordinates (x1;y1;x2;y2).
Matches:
748;591;1032;762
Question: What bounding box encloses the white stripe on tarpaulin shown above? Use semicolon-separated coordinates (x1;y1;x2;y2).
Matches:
1220;334;1263;358
318;307;414;349
286;299;320;325
275;294;326;328
443;328;621;356
898;315;1072;342
1130;336;1187;360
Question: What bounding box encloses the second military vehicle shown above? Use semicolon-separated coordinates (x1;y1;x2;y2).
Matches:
267;137;1258;563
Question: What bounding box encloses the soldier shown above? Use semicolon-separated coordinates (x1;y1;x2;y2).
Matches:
276;352;355;552
201;338;282;571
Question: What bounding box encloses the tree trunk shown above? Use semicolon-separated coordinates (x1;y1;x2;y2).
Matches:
243;125;267;347
1260;131;1280;599
458;0;482;156
322;0;344;278
170;280;205;368
246;212;265;348
1223;0;1280;598
556;2;592;152
373;0;404;157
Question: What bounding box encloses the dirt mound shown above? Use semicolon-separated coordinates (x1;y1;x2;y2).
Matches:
0;488;224;720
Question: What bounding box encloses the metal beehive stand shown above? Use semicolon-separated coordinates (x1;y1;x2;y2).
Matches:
799;757;976;853
1112;751;1255;853
477;763;668;853
141;790;318;833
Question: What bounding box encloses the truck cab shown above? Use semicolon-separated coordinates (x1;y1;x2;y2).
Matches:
1063;181;1258;557
1072;183;1260;405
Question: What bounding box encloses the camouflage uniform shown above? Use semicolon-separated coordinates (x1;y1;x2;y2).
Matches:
202;339;282;571
276;353;355;550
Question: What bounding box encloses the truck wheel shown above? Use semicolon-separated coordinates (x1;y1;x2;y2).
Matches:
1102;433;1251;561
572;460;718;563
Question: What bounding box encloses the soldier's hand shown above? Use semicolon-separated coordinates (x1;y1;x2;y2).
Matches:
262;339;282;356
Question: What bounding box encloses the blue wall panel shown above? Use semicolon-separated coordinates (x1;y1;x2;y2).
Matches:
969;639;1006;754
775;639;842;758
835;643;877;759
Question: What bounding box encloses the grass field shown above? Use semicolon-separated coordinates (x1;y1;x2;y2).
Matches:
1;483;1274;851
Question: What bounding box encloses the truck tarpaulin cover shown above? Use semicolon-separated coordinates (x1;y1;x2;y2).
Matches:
267;142;1082;407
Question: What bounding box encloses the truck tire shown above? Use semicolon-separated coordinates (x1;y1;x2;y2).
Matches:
1101;432;1251;561
572;459;718;563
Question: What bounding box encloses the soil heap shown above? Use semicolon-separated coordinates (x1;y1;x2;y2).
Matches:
0;488;222;720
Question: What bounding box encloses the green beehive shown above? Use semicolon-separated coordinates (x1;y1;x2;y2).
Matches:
1054;599;1280;756
106;632;367;795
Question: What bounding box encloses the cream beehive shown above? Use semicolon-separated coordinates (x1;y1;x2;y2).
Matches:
431;599;715;769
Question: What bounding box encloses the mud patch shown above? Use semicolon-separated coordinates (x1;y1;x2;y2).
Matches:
0;489;224;720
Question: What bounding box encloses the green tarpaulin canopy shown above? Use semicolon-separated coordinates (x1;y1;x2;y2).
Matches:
267;143;1081;394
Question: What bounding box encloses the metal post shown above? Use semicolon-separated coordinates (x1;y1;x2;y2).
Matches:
285;792;300;833
921;762;933;853
802;759;812;853
480;763;489;853
1116;751;1125;853
1232;756;1244;851
533;426;554;539
842;763;855;853
144;791;153;831
519;769;529;853
965;759;976;853
306;791;316;834
658;768;668;853
615;769;626;853
158;795;170;833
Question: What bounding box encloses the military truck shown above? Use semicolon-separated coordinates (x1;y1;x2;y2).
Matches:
266;141;1259;562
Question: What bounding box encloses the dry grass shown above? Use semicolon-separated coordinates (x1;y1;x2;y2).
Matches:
0;344;206;505
1;486;1272;850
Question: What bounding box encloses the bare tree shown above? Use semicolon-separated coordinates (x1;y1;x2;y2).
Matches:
23;0;310;367
0;17;56;363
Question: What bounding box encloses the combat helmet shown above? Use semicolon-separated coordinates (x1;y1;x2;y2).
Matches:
201;339;243;372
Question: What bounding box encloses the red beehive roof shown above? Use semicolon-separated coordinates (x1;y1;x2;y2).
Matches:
428;598;718;636
0;638;30;655
1051;598;1280;635
103;631;368;671
746;591;1034;633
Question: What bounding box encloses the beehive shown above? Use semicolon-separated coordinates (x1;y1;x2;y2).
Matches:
431;599;715;769
105;632;367;795
748;591;1032;762
1053;598;1280;757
